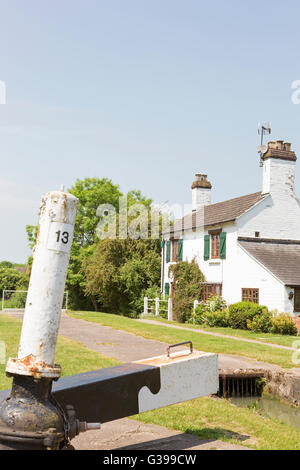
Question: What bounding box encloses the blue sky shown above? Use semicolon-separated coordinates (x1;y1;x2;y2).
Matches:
1;0;300;261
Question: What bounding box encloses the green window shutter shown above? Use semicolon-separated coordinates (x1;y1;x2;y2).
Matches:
178;239;183;261
204;235;210;260
166;241;171;263
220;232;227;259
165;282;170;296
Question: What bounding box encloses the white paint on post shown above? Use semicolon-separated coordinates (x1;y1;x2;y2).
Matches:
168;297;173;321
155;297;160;316
143;297;148;316
137;351;218;413
6;189;78;379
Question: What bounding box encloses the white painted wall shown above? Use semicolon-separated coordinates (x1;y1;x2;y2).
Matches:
162;228;289;313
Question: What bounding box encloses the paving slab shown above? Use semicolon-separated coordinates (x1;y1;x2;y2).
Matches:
71;418;250;451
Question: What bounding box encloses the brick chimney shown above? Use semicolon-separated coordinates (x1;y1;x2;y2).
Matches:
262;140;297;196
191;174;212;211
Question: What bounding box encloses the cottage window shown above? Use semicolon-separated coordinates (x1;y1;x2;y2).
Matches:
210;230;221;259
200;283;222;301
242;288;259;303
170;239;183;262
172;240;179;262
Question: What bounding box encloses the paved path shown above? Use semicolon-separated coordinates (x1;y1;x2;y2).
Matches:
59;314;167;362
140;318;299;352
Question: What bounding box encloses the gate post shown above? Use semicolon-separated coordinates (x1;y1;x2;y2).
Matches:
155;297;160;316
143;296;148;316
168;297;173;321
0;188;79;450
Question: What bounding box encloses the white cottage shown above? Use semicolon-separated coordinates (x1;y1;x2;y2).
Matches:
161;140;300;324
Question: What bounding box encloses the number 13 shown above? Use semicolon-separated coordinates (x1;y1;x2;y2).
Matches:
56;231;69;244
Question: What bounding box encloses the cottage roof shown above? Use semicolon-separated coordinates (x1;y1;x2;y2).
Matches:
165;191;266;234
238;237;300;286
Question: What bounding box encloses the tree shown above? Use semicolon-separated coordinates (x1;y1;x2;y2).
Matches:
26;177;162;312
82;238;161;315
169;260;205;323
0;261;13;268
0;267;28;297
67;178;155;310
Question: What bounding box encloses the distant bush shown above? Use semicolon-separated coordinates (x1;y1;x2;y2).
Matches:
189;309;229;327
188;295;228;326
4;291;27;309
0;261;13;268
270;313;298;336
186;299;297;335
247;311;272;333
228;302;268;330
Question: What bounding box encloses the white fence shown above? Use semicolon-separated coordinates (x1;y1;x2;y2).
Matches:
143;297;173;321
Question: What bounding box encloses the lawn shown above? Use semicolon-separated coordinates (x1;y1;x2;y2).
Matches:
69;311;296;369
1;312;300;450
134;397;300;450
142;315;299;348
0;313;119;390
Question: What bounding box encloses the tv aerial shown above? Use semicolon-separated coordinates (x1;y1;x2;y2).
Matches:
258;122;271;166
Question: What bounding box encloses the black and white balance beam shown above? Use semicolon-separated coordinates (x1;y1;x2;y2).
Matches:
0;348;218;423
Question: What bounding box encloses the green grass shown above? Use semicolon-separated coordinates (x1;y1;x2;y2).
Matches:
69;311;296;369
0;314;119;390
134;397;300;450
142;315;300;348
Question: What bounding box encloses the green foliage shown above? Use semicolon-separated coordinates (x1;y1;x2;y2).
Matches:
188;295;228;326
228;302;268;330
270;313;298;335
66;178;158;311
4;291;27;309
0;267;28;298
82;238;161;316
205;295;227;313
26;225;38;250
26;177;164;313
226;303;297;335
190;310;229;327
168;260;205;323
0;261;13;268
247;311;273;333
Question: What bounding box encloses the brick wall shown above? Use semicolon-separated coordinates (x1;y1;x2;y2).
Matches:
292;315;300;333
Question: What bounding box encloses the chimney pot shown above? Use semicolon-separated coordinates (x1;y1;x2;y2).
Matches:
268;141;276;149
276;140;284;150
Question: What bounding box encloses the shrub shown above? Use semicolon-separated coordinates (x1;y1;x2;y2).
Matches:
4;291;28;309
228;302;268;330
199;310;229;327
247;311;272;333
205;295;227;312
168;260;205;323
270;313;298;336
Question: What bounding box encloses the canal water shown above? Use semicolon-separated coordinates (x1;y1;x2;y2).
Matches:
230;395;300;431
